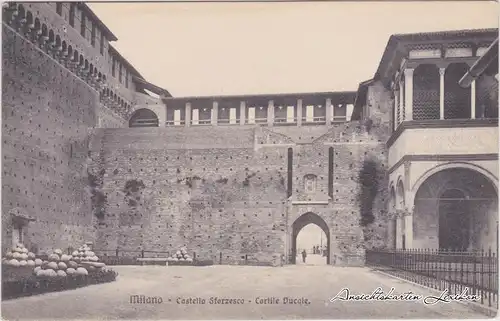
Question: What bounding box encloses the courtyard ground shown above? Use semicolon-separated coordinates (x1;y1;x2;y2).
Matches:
297;253;328;265
1;265;490;320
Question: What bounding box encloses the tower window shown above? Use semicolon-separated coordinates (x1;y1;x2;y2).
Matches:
56;3;63;15
80;12;86;37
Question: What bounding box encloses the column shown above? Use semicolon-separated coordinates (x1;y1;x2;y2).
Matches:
393;92;399;130
404;68;414;121
439;67;445;120
211;101;218;125
399;80;404;125
185;102;191;127
325;98;332;125
404;214;413;249
395;217;403;249
267;100;274;127
239;101;246;125
297;99;303;126
471;80;476;119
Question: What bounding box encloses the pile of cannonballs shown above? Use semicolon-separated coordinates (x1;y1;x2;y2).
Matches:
167;247;193;263
33;244;107;278
2;243;40;268
33;248;87;278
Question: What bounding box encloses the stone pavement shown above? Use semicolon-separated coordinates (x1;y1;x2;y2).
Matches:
1;265;491;320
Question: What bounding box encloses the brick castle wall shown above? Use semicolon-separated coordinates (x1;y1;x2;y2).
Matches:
95;120;390;265
2;25;99;253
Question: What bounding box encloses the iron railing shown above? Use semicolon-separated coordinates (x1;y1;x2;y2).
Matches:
366;248;498;309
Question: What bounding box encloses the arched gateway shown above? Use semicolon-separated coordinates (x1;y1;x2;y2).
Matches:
291;212;330;264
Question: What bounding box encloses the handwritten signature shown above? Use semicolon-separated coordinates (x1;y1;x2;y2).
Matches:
330;287;480;305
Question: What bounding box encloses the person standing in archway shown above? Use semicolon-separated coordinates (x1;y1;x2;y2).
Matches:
301;249;307;263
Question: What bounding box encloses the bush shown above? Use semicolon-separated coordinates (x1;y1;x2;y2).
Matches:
2;265;34;282
2;269;118;300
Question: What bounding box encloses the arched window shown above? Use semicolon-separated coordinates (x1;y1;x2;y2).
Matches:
48;29;54;44
413;64;440;120
17;5;25;25
41;24;48;39
25;11;33;37
34;18;40;34
129;109;159;128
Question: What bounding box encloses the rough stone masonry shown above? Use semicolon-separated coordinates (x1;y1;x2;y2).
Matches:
2;18;393;266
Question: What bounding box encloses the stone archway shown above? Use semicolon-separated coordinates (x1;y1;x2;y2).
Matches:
291;212;330;265
413;167;498;251
129;108;159;127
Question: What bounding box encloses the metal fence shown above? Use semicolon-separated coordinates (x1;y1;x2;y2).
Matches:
366;248;498;309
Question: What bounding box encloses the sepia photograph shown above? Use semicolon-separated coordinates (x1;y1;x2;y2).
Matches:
1;0;499;319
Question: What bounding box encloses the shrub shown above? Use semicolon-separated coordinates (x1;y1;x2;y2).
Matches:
2;269;118;300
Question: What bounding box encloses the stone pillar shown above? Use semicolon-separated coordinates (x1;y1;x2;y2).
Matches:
326;98;332;125
211;101;218;125
267;100;274;127
439;67;445;120
395;217;403;249
471;80;476;119
297;99;303;126
404;214;413;249
399;80;404;124
404;68;414;121
185;102;191;127
394;92;399;130
240;101;246;125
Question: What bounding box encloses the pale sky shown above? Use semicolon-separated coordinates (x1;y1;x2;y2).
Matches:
89;1;498;97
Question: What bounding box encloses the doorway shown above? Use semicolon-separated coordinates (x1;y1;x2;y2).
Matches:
291;212;330;265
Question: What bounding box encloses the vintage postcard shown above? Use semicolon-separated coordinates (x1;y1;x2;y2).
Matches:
1;0;499;320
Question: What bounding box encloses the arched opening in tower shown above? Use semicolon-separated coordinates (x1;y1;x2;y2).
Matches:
129;108;159;127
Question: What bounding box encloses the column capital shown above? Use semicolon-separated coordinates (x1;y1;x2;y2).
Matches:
439;67;446;76
404;68;414;77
